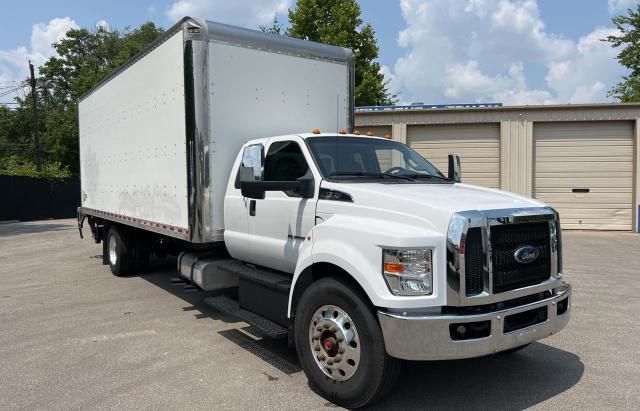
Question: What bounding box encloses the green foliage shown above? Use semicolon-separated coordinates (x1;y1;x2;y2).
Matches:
1;22;165;176
607;6;640;101
287;0;396;106
259;15;285;35
0;154;71;180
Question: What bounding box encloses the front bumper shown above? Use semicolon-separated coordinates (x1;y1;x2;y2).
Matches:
378;283;571;361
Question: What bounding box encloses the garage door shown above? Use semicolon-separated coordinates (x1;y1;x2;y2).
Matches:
534;121;634;230
407;124;501;188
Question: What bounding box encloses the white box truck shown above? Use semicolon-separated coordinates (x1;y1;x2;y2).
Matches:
78;17;571;408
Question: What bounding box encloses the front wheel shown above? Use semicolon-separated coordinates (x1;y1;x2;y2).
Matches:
294;277;401;408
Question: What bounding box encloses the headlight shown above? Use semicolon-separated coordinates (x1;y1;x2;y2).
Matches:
382;248;433;296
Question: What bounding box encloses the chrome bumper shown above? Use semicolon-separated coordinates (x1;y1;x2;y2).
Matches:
378;283;571;361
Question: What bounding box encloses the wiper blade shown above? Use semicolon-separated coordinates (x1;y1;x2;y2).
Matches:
328;171;414;181
409;173;452;181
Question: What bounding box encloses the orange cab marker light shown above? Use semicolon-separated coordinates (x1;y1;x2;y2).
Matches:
353;129;361;135
384;134;391;139
338;129;347;134
366;131;374;136
384;262;404;274
312;128;321;134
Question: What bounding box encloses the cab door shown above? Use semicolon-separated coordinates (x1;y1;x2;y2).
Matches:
245;138;318;273
224;143;263;261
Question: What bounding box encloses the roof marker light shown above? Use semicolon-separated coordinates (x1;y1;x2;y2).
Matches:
366;131;374;136
338;129;347;134
312;128;321;134
353;129;361;135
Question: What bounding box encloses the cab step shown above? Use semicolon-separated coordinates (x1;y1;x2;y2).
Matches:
204;295;288;339
231;262;292;327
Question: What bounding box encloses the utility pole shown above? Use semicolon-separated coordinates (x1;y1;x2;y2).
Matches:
29;60;42;171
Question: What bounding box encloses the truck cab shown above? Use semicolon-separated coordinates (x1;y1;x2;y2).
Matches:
220;132;571;406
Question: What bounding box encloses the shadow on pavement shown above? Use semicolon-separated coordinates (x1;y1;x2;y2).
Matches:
137;258;583;409
369;343;583;410
0;222;73;237
137;257;301;375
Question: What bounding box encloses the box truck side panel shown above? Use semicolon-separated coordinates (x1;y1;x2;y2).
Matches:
207;42;350;235
79;30;189;232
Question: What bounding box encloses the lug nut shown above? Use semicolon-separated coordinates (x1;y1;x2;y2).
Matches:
314;345;321;351
338;347;345;354
317;354;326;361
327;359;334;365
323;323;330;329
330;326;338;333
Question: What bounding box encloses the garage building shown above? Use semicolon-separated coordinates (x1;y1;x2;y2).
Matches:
354;103;640;232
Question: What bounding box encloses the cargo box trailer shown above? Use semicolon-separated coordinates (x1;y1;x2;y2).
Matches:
79;17;353;244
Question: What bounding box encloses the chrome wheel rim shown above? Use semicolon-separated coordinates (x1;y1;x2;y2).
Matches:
108;235;118;266
308;305;360;381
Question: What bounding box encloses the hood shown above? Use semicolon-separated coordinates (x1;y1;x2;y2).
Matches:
319;181;546;232
345;182;544;213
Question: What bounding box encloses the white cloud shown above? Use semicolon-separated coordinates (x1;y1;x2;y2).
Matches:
165;0;291;28
95;20;110;31
608;0;640;14
0;17;77;94
388;0;627;105
546;27;624;102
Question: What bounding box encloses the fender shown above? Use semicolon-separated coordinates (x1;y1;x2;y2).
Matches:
288;214;447;316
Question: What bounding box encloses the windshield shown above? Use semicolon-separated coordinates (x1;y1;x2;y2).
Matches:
306;136;448;182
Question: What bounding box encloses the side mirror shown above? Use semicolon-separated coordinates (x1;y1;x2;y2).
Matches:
448;154;461;183
239;166;265;199
240;181;266;199
240;173;315;199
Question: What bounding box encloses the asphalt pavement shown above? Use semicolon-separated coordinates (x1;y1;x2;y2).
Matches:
0;219;638;410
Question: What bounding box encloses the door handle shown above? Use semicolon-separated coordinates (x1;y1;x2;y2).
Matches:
249;200;256;216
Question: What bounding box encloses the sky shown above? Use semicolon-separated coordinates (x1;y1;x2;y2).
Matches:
1;0;639;107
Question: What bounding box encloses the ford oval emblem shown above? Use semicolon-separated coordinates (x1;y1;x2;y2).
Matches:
514;245;539;264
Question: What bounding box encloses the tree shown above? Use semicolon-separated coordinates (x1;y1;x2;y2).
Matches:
607;5;640;101
259;15;284;35
287;0;396;106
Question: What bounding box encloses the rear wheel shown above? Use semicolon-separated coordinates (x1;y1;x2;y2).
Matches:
294;277;401;408
106;227;135;276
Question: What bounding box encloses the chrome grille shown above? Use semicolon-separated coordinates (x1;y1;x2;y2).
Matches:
446;207;561;307
464;227;484;296
490;222;551;293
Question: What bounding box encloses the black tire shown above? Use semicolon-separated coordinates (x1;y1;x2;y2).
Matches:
106;226;135;276
294;277;401;408
498;343;531;355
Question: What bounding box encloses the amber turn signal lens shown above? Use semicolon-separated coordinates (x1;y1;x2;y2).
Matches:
383;262;404;274
312;128;321;134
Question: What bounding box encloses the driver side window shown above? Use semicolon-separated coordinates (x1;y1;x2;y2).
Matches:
264;141;309;182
